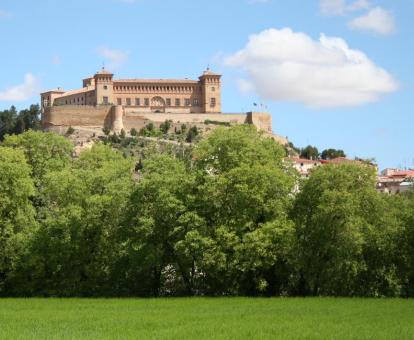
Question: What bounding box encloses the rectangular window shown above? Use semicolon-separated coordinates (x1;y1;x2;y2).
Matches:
103;85;108;90
210;97;216;107
175;98;180;106
193;98;199;106
144;98;149;106
166;98;171;106
103;96;108;105
135;98;140;106
117;98;122;105
126;98;131;106
185;98;190;106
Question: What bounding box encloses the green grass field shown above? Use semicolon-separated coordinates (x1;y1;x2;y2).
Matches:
0;298;413;339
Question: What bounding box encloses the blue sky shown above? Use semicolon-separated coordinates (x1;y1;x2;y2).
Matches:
0;0;412;170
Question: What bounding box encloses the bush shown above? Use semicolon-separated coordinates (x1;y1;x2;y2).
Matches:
66;126;75;135
102;126;111;136
160;120;172;134
204;119;230;126
186;126;199;143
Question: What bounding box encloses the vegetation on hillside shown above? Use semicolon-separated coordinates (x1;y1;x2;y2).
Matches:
0;126;413;297
0;105;41;141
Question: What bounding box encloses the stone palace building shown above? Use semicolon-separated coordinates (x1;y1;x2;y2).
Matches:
40;68;285;143
41;67;222;114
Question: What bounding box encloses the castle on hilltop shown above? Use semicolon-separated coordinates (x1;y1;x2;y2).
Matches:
41;67;222;114
41;68;286;144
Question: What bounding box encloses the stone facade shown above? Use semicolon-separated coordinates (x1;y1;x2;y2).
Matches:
41;68;287;145
41;68;221;114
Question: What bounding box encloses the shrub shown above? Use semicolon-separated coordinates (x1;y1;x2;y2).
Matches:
66;126;75;135
120;129;126;139
186;126;199;143
102;126;111;135
160;120;172;134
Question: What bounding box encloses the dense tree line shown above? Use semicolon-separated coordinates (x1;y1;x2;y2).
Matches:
299;145;347;160
0;127;413;297
0;105;41;141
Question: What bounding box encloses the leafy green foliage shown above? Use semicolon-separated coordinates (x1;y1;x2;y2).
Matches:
66;126;75;135
321;148;346;160
2;130;73;186
0;105;41;141
204;119;230;126
293;163;401;296
0;147;36;294
159;120;172;134
102;126;111;136
300;145;319;160
185;126;199;143
0;127;412;297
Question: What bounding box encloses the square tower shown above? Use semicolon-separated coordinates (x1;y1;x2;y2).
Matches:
199;68;221;113
94;68;114;105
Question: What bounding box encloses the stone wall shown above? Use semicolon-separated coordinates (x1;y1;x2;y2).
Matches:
42;105;112;128
41;106;284;143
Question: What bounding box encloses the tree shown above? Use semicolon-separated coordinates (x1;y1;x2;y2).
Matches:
192;125;296;295
2;130;73;186
0;106;18;141
122;154;201;296
300;145;319;160
193;125;286;174
130;128;138;136
12;144;135;296
159;120;172;134
320;148;346;160
185;126;199;143
0;105;41;140
14;105;41;134
395;190;414;296
0;147;36;294
120;129;126;139
102;126;111;136
292;163;400;296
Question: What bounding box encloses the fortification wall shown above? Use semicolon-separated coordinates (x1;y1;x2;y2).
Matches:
42;106;283;143
246;112;272;133
42;105;112;127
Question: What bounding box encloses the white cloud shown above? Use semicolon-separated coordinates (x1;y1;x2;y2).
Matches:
97;47;129;70
224;28;398;109
319;0;371;16
0;74;41;102
348;7;395;35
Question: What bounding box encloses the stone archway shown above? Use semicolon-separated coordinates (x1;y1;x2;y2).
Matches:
151;96;165;113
